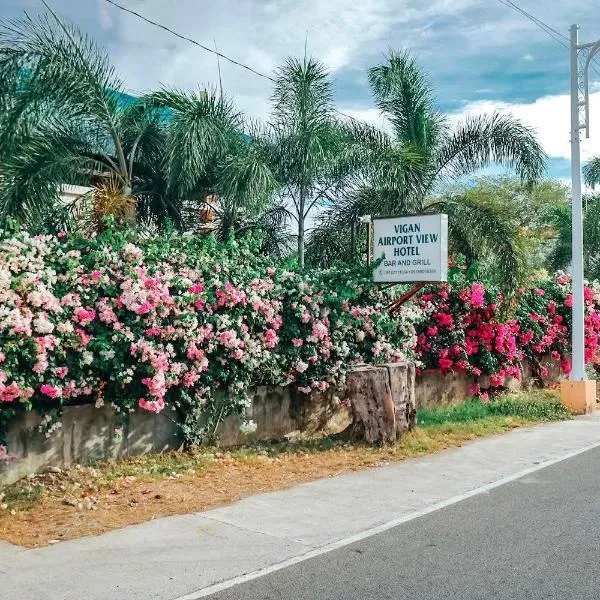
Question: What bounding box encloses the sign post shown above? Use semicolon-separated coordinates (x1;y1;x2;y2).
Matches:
372;214;448;284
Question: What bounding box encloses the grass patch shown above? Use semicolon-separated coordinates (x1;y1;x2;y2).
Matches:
417;390;570;426
0;390;572;547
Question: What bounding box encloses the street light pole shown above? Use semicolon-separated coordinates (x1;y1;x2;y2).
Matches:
562;25;600;414
570;24;585;381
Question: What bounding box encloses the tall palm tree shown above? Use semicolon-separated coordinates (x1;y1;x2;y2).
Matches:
266;56;385;268
309;52;546;290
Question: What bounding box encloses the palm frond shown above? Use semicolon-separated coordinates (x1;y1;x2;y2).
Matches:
0;11;127;175
432;194;523;294
584;157;600;189
368;50;444;154
433;112;546;189
143;88;243;200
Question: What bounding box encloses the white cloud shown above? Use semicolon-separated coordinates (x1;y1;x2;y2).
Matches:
336;107;394;134
449;92;600;162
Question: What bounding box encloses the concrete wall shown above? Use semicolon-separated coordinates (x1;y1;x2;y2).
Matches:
1;405;182;485
414;357;567;408
0;360;559;485
0;382;354;485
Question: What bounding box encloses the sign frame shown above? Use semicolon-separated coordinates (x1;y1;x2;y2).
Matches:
371;213;448;284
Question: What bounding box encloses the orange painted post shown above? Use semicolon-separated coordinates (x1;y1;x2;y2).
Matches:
560;379;596;415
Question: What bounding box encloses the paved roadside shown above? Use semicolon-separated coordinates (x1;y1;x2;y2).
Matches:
2;413;600;600
210;443;600;600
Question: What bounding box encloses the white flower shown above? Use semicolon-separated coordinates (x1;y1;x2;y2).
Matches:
100;349;115;360
57;321;74;334
239;419;257;434
33;314;54;334
295;360;309;373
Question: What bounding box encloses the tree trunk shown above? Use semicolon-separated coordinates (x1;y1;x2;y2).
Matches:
298;188;305;269
343;363;416;444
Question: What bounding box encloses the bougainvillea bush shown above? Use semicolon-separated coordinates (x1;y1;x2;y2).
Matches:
0;227;419;444
414;270;600;400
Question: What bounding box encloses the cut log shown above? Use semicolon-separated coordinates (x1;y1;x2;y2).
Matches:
343;363;416;444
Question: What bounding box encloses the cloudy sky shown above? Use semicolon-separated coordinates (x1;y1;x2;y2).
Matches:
3;0;600;181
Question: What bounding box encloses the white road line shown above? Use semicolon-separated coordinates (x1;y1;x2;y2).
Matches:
172;439;600;599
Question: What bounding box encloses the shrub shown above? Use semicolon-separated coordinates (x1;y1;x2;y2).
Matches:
414;271;600;398
0;227;419;443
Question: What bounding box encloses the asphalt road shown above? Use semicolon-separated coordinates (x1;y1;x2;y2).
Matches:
209;445;600;600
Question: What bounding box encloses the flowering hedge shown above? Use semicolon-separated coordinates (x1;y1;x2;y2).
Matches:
0;228;419;443
2;226;599;450
414;272;600;400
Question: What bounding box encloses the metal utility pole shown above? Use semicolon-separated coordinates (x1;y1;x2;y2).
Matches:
569;24;600;381
570;24;585;381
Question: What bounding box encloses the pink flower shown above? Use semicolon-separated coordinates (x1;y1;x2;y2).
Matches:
438;358;453;372
427;326;438;337
292;338;304;347
136;302;151;315
138;397;165;414
433;312;453;328
295;360;309;373
263;328;278;349
73;306;96;326
564;294;573;308
311;321;328;340
55;367;68;379
40;384;61;399
468;384;481;396
480;391;490;403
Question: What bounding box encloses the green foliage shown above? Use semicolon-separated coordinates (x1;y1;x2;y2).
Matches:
309;52;547;287
267;57;367;268
0;11;278;239
546;194;600;280
437;177;570;290
584;157;600;189
417;391;569;425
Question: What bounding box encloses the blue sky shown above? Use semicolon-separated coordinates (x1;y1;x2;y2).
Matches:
3;0;600;181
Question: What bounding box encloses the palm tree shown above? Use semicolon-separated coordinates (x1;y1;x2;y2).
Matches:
584;157;600;189
546;194;600;280
140;90;276;235
0;9;145;225
309;52;546;290
266;56;382;268
0;10;275;234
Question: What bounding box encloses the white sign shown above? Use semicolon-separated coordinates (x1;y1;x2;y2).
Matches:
372;214;448;283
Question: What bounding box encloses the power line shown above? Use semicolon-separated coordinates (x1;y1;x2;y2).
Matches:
494;0;600;79
102;0;368;126
495;0;568;47
102;0;275;82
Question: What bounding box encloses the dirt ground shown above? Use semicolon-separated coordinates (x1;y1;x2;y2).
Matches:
0;418;532;548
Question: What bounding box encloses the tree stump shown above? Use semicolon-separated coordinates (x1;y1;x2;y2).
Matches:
343;363;416;444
